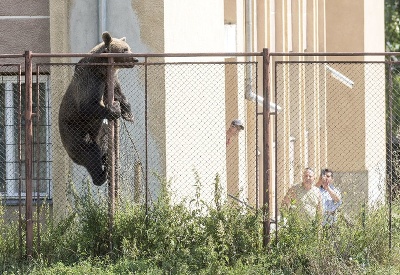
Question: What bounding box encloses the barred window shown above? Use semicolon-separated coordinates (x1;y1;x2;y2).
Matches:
0;76;52;199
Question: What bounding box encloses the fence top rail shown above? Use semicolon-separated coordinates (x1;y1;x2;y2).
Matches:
28;52;263;58
269;52;400;57
29;51;400;58
0;54;24;58
1;51;400;59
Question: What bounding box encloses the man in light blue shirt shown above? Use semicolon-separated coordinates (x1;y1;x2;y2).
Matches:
317;168;342;226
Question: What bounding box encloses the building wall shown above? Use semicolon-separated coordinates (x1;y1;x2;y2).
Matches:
163;0;227;205
48;0;228;209
325;0;386;210
49;1;168;212
250;0;385;215
1;0;386;213
0;0;50;54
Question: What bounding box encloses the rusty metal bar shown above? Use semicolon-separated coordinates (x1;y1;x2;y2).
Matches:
30;52;263;58
262;48;271;247
107;57;115;252
274;56;279;244
36;61;256;66
255;60;260;211
35;65;41;255
115;119;120;201
270;52;396;57
388;61;393;251
144;56;149;213
17;65;23;260
3;51;400;61
24;51;33;259
26;51;400;63
0;54;24;58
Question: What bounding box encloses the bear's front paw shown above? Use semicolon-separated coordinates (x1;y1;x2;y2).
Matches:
122;112;134;122
107;101;121;120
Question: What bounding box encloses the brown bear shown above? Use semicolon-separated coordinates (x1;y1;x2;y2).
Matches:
58;31;138;186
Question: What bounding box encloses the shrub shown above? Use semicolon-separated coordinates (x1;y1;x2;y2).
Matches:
1;177;400;274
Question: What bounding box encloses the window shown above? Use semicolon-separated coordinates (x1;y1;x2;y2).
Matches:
0;75;52;199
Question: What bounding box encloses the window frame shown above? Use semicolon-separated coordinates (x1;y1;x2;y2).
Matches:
0;74;52;199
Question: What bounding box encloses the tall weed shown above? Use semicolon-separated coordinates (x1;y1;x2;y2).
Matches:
1;177;400;274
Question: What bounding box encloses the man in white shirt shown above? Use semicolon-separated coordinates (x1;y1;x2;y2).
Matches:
282;168;322;222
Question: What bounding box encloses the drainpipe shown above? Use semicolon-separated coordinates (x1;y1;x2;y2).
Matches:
245;0;253;100
98;0;107;42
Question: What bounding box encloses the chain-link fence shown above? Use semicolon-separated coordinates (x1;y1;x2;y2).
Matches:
269;56;399;248
1;52;399;257
0;52;261;257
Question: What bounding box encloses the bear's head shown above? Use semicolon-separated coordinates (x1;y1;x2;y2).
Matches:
91;31;138;67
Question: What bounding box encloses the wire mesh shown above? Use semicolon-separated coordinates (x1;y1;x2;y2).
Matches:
2;53;399;256
273;61;391;238
0;56;259;251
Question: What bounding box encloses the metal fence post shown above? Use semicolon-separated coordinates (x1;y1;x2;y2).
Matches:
35;65;42;256
24;51;33;258
115;119;120;200
107;57;115;252
144;56;149;215
17;65;23;260
262;48;271;247
388;61;393;251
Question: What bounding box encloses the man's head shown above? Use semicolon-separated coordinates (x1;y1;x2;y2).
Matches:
231;119;244;131
321;168;334;185
226;119;244;146
302;167;315;190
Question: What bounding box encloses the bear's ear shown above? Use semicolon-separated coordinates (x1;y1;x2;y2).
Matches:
102;32;112;46
120;37;127;42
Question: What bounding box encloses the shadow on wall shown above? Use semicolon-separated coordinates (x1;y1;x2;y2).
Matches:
334;170;385;222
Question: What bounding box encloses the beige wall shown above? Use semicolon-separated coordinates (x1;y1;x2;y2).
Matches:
1;0;386;214
0;0;50;54
250;0;385;214
325;0;386;210
326;0;364;53
163;0;227;206
48;0;229;209
48;1;168;213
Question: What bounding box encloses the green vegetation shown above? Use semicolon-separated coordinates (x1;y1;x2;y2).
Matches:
1;176;400;275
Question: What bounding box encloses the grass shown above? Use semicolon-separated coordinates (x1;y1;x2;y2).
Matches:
1;178;400;274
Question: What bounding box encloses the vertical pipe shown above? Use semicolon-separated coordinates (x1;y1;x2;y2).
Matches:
107;57;115;252
245;0;253;55
245;0;254;100
24;51;33;259
262;48;271;247
98;0;107;42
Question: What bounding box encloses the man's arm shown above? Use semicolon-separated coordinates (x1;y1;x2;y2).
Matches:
326;186;341;203
282;187;295;208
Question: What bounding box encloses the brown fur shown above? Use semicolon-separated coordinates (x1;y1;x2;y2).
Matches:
58;32;138;186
